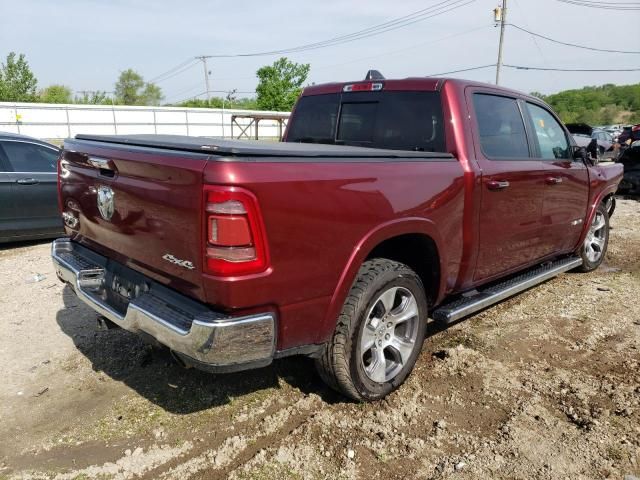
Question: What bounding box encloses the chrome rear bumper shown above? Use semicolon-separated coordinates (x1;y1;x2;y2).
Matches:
51;238;275;372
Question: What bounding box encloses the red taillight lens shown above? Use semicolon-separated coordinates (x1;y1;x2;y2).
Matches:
208;216;252;246
203;186;269;276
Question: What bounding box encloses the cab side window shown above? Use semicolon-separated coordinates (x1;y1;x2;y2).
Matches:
525;103;569;160
472;93;529;159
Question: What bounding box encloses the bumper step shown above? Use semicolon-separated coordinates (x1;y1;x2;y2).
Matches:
432;256;583;324
51;238;275;372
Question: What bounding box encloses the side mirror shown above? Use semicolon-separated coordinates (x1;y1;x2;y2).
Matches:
573;146;588;162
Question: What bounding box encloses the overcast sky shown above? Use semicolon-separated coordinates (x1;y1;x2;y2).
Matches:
1;0;638;103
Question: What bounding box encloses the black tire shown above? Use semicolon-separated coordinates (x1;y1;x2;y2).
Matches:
605;195;616;219
576;203;609;272
315;259;428;402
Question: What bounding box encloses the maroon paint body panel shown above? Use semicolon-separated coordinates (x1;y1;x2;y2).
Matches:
58;77;623;353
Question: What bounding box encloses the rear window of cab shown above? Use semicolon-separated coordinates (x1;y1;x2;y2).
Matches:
286;91;446;153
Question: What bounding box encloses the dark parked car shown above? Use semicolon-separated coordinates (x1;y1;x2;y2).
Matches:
0;132;63;243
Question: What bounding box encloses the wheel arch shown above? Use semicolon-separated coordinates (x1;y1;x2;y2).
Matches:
576;184;618;250
319;218;446;344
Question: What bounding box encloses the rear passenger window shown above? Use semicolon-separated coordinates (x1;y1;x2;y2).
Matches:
525;103;569;160
0;141;58;172
473;94;529;159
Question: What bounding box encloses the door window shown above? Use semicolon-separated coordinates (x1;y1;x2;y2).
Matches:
472;93;529;159
0;141;58;173
525;103;570;160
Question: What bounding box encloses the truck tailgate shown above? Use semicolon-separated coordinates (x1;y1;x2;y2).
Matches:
60;139;209;300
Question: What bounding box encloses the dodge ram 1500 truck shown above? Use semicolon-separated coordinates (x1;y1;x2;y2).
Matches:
52;75;623;401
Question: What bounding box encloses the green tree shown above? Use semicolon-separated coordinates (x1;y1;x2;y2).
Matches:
114;69;163;105
0;52;38;102
39;84;72;104
176;96;258;110
74;90;110;105
141;83;163;106
255;57;310;111
537;83;640;125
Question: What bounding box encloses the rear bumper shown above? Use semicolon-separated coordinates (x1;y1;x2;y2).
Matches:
51;238;275;372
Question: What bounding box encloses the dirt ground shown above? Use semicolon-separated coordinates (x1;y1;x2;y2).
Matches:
1;198;639;480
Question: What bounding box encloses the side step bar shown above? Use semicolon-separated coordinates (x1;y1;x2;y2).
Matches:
432;257;583;324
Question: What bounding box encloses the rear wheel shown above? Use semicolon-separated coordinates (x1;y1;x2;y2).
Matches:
315;259;428;401
577;203;609;272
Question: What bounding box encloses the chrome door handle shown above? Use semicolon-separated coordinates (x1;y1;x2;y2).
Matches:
16;178;39;185
545;176;563;185
487;180;510;191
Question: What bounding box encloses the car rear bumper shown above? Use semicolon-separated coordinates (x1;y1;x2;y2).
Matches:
51;238;275;372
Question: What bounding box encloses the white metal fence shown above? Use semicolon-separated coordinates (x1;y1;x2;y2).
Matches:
0;102;290;141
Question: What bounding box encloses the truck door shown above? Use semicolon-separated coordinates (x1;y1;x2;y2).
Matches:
468;90;550;283
522;101;589;253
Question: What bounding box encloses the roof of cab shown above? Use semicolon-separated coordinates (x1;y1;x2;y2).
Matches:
301;77;535;102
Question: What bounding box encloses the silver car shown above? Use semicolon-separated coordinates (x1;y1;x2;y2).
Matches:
0;132;64;243
566;123;614;160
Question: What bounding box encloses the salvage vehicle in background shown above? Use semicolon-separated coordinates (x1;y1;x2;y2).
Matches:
616;141;640;195
566;123;614;160
52;74;623;401
0;132;64;243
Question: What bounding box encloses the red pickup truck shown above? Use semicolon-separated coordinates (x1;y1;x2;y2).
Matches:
52;75;622;401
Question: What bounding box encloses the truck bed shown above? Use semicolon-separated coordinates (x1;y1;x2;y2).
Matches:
73;134;454;160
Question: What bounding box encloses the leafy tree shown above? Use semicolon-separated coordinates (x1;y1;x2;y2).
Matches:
141;83;163;106
39;84;72;104
535;83;640;125
74;90;111;105
0;52;38;102
176;96;258;110
114;69;163;105
255;57;310;111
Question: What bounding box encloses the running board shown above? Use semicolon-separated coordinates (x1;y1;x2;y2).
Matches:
432;257;583;325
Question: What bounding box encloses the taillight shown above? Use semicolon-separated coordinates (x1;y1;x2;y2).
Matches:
203;186;270;276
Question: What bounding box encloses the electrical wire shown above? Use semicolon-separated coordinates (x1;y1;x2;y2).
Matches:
509;24;640;54
555;0;640;10
147;58;199;84
199;0;476;58
504;64;640;71
312;24;492;72
426;64;497;76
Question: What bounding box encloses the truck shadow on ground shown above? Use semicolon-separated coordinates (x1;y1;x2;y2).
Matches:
56;285;343;414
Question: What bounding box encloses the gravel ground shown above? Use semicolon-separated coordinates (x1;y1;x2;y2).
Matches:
0;198;639;480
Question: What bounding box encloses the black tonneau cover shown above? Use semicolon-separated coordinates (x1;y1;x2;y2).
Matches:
73;134;453;159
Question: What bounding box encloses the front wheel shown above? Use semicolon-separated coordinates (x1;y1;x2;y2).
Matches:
315;259;428;401
576;203;609;272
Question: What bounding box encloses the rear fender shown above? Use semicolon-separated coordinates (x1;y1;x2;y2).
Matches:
319;218;446;343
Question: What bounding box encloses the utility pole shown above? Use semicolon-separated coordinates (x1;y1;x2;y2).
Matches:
494;0;507;85
196;56;211;101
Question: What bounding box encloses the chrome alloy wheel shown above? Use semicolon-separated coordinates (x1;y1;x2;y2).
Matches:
584;211;607;263
360;286;420;383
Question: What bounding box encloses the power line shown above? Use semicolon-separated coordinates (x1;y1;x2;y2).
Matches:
147;59;198;84
504;64;640;72
509;24;640;54
554;0;640;10
150;61;200;84
198;0;476;58
427;64;497;76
